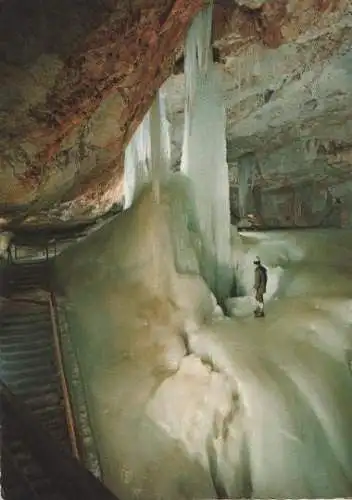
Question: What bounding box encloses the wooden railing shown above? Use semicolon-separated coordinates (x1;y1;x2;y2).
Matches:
50;291;103;478
48;292;80;461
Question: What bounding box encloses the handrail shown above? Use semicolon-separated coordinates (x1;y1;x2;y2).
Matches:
0;380;119;500
48;292;80;461
51;291;103;479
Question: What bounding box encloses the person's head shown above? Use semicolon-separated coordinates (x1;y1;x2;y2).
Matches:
253;257;261;266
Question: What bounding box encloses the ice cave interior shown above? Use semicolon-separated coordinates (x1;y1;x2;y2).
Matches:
0;0;352;499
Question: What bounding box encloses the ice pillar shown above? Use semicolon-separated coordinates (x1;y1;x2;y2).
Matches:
180;2;233;302
123;110;151;210
237;153;256;218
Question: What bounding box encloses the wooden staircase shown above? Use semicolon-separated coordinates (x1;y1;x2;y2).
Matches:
0;261;74;499
0;258;112;500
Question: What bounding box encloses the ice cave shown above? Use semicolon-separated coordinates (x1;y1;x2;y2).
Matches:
0;1;352;500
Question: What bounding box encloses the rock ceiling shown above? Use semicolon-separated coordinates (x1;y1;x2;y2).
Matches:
0;0;351;228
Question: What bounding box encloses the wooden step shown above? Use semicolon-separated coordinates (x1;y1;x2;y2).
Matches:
1;261;73;499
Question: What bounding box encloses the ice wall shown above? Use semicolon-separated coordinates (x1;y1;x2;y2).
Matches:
123;90;171;209
56;179;352;500
180;4;233;302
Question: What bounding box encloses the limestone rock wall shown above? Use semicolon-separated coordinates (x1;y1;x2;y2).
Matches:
0;0;204;224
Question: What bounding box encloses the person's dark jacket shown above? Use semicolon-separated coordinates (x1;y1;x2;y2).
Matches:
254;265;267;293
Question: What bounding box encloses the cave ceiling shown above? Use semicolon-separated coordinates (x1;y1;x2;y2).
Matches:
0;0;351;229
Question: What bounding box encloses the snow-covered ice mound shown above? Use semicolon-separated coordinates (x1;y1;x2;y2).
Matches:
56;179;352;500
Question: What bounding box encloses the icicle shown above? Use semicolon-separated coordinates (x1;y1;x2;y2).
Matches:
149;90;172;203
159;88;172;172
180;2;233;303
123;111;151;210
123;140;137;210
237;154;256;218
304;138;319;162
123;90;171;209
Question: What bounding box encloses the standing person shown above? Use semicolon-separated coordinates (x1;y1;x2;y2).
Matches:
253;257;267;317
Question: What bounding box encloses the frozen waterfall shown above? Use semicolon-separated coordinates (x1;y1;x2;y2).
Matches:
123;110;150;210
180;4;233;303
123;90;171;209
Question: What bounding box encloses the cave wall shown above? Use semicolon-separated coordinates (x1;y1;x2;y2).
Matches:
229;159;347;228
0;0;205;224
163;0;352;228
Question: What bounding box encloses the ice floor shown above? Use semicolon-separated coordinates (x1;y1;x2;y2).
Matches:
56;180;352;500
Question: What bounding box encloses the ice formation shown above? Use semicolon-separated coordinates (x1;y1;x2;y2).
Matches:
56;7;352;500
123;111;150;210
237;153;256;218
57;177;352;500
180;4;233;303
0;231;12;259
123;90;171;209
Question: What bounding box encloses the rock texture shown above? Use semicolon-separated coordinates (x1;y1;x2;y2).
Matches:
0;0;351;227
0;0;205;225
164;0;352;227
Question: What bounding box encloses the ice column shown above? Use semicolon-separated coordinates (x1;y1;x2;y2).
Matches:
180;2;233;302
237;153;256;218
123;111;151;210
123;90;171;209
149;90;172;203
